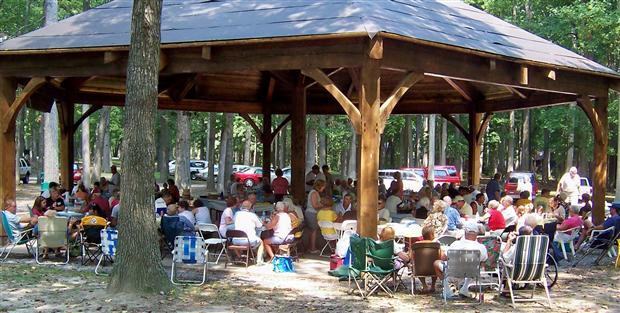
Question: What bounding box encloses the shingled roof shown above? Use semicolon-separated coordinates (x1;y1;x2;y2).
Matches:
0;0;617;77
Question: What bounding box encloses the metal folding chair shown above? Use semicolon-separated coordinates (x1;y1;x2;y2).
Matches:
437;235;457;247
170;235;208;285
0;211;36;261
475;236;502;289
442;249;482;304
197;223;227;265
225;229;257;268
573;226;617;266
318;220;338;257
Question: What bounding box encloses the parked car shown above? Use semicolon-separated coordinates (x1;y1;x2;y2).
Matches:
378;169;424;193
504;172;539;199
400;165;461;186
18;158;31;184
168;159;208;180
234;167;272;187
579;177;593;197
196;164;219;181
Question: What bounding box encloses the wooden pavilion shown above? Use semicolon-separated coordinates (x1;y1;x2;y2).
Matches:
1;0;619;236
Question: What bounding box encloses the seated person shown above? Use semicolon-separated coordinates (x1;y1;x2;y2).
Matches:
263;201;294;261
533;189;551;213
414;197;430;220
46;187;65;212
154;191;173;217
385;195;402;215
178;200;196;225
317;197;339;237
515;190;533;208
443;200;462;237
377;196;392;224
454;195;473;219
423;200;449;239
433;222;488;298
282;197;304;223
88;189;111;218
334;194;354;217
551;204;583;260
2;199;38;240
192;199;212;225
219;196;236;237
31;196;48;217
576;203;620;250
499;196;517;226
109;202;120;228
411;225;440;293
501;225;533;261
479;200;506;232
232;200;263;250
161;204;194;238
378;226;409;269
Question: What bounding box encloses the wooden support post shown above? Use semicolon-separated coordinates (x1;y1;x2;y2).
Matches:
58;101;75;191
291;76;306;202
578;96;608;225
0;77;17;207
468;112;482;186
357;43;382;239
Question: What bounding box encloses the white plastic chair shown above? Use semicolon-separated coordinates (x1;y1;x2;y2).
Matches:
197;223;227;264
318;220;338;257
554;226;580;260
171;235;208;285
340;220;357;236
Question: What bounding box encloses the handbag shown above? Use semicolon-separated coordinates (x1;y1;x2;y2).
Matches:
272;255;295;273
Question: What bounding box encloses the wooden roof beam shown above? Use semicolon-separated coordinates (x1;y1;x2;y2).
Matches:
1;77;47;133
440;114;468;138
443;78;484;102
379;71;424;132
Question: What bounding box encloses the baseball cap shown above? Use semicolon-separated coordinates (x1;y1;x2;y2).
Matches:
454;195;465;202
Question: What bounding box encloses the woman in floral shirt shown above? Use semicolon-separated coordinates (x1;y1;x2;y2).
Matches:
422;200;449;239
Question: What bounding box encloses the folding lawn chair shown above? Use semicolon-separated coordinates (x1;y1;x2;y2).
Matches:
160;215;181;259
225;229;257;268
35;216;70;265
95;229;118;275
365;239;399;298
410;241;440;295
442;249;482;304
196;223;227;265
437;235;457;247
80;216;107;265
318;220;339;257
0;211;36;261
500;235;551;308
348;235;370;298
573;226;618;266
171;235;208;285
475;236;502;289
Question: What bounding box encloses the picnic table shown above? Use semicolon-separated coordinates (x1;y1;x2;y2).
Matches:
201;198;273;224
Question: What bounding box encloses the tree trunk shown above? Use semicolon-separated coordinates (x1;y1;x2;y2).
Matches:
415;115;423;167
175;111;191;190
306;120;317;169
43;103;59;184
157;113;170;183
243;127;252;165
543;127;550;183
108;0;170;294
347;124;357;179
103;122;111;170
440;117;447;165
427;114;436;182
318;116;326;166
404;115;412;167
218;113;234;194
81;104;91;187
507;110;515;172
280;124;287;168
520;110;530;171
93;107;110;181
14;109;24;184
205;112;216;191
566;103;576;172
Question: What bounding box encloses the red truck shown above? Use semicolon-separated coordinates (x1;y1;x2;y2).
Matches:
401;165;461;186
504;172;538;198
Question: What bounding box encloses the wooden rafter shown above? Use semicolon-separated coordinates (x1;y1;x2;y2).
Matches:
476;112;493;144
268;70;295;89
269;115;291;144
1;77;47;133
73;104;102;132
440;114;468;138
444;77;484;102
239;113;262;138
301;68;361;132
379;71;424;132
505;86;527;99
168;74;197;102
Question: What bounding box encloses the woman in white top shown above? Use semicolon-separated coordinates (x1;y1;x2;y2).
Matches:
306;179;326;253
263;202;294;260
218;197;236;237
192;199;212;225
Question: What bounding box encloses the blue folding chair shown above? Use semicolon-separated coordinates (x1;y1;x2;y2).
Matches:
1;211;36;261
170;235;208;285
95;229;118;276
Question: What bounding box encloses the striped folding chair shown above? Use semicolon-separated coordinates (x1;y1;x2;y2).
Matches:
170;235;208;285
500;235;551;308
95;229;118;276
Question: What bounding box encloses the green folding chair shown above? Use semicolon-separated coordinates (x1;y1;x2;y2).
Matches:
35;216;70;265
366;238;398;298
348;236;369;298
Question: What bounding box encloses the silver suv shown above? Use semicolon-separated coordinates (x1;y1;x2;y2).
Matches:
19;157;31;184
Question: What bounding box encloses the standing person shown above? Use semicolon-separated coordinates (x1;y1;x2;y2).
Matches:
305;165;320;193
271;168;289;202
306;179;325;253
557;167;581;204
316;165;334;197
387;171;404;199
167;178;180;203
485;173;502;202
109;165;121;189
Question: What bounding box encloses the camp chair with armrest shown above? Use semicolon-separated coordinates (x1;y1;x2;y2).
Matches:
80;215;107;265
160;215;181;259
442;249;482;304
95;229;118;275
410;241;440;295
573;226;617;266
0;211;36;261
348;235;370;298
499;235;551;308
474;236;502;289
274;225;302;260
553;226;581;260
35;216;70;265
318;220;339;257
365;239;399;298
170;235;208;285
197;223;227;265
225;229;257;268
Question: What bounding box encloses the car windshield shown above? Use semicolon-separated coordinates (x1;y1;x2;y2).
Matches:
434;170;448;177
446;168;457;176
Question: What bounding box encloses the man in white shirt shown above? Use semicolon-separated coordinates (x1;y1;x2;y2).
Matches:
434;222;488;298
334;194;353;216
305;165;320;193
232;200;263;248
557;166;581;204
2;199;38;239
155;191;172;217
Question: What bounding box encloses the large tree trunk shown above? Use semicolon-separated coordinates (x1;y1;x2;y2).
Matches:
440;117;447;165
108;0;170;293
543;127;551;183
318;116;327;166
243;127;252;165
157;113;170;184
93;107;110;181
404;115;412;167
520;109;530;171
81;104;91;187
565;103;576;172
175;111;191;190
415;115;423;166
43;104;59;184
205;112;216;191
15;110;24;184
218;113;234;194
507;110;515;172
427;114;436;182
102;121;111;170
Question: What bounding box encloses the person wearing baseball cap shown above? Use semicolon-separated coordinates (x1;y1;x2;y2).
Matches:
433;221;487;298
454;195;474;219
